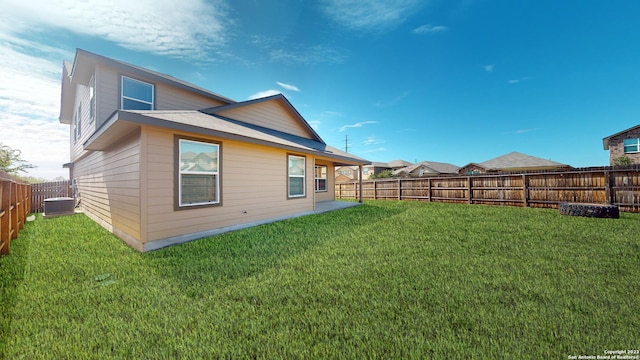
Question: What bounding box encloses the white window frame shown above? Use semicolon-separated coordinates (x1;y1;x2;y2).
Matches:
121;76;154;110
178;138;220;208
623;138;640;153
315;165;327;192
89;74;96;123
288;155;306;198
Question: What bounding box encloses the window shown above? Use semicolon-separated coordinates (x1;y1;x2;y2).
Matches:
177;138;220;207
363;168;369;175
315;165;327;192
121;76;154;110
623;138;640;153
72;104;81;143
288;155;305;198
89;74;96;123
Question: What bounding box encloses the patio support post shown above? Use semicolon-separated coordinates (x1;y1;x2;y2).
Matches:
359;165;363;203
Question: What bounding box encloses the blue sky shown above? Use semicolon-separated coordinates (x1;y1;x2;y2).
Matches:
2;0;640;179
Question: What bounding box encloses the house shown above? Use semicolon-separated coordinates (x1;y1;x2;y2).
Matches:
602;125;640;165
393;161;459;178
458;152;570;175
59;49;369;252
361;159;412;179
334;166;359;182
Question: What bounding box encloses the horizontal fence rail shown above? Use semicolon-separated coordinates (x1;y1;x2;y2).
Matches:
336;166;640;213
0;171;31;256
31;180;72;213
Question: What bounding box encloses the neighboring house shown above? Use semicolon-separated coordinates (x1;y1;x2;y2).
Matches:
602;125;640;164
393;161;459;178
361;160;412;179
59;49;368;252
335;166;358;182
458;152;570;174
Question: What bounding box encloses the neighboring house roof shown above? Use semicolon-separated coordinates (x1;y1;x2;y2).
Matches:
85;110;369;165
394;161;459;176
465;151;568;172
201;94;324;145
386;160;413;169
60;48;235;124
366;160;412;169
602;124;640;150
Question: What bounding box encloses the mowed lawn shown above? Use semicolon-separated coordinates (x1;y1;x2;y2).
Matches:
1;201;639;358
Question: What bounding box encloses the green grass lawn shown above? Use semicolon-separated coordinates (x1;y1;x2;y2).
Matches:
1;201;639;359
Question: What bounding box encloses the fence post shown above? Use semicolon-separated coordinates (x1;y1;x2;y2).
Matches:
605;169;613;205
428;178;432;202
522;174;529;208
0;181;8;255
467;176;472;204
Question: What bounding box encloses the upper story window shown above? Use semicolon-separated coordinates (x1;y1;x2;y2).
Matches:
623;138;640;153
121;76;154;110
89;74;96;123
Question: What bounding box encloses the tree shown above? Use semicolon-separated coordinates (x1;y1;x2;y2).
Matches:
612;156;634;166
0;142;36;176
370;169;395;179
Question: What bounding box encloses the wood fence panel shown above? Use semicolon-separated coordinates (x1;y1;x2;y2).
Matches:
0;172;32;256
335;166;640;212
31;180;72;213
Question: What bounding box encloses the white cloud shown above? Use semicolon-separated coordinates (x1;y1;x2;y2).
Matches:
374;91;411;108
0;40;70;180
269;45;346;65
339;121;379;132
485;64;495;72
320;0;423;31
363;136;385;145
508;76;530;84
360;147;387;154
0;0;230;60
276;82;300;92
412;24;448;35
248;90;282;100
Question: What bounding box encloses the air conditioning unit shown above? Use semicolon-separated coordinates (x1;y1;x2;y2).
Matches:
43;197;75;218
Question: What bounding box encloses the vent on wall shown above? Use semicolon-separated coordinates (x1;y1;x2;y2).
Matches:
43;197;75;218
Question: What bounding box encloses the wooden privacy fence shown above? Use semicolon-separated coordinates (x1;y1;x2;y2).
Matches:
0;171;31;255
336;166;640;213
31;180;72;213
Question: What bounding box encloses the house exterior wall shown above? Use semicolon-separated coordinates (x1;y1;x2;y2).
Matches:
608;129;640;164
458;164;486;175
314;160;334;202
74;130;142;249
216;101;315;140
141;126;315;244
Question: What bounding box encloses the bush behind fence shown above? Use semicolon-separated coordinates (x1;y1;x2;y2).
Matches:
335;166;640;212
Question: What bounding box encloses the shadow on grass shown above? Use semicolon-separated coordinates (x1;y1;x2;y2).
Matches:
143;202;407;295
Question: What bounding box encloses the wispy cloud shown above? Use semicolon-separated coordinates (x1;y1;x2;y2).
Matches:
276;82;300;92
508;76;531;84
269;45;346;65
320;0;423;31
248;90;282;100
0;0;230;60
339;121;379;132
485;64;495;72
360;147;387;154
504;128;540;135
374;91;411;108
363;136;385;145
412;24;448;35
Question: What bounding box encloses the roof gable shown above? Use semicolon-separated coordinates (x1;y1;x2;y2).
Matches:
603;124;640;149
394;161;459;175
69;48;235;103
201;94;323;143
479;152;568;170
